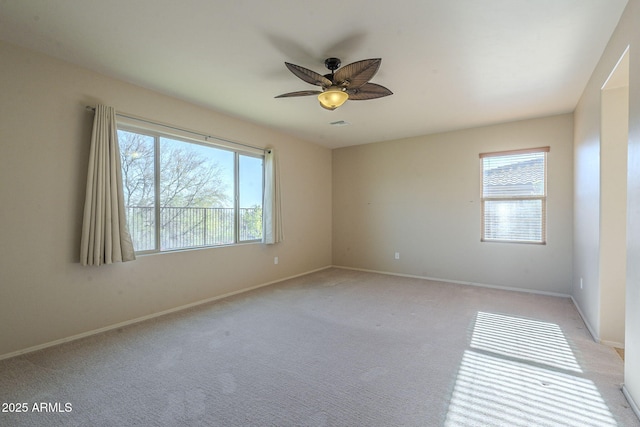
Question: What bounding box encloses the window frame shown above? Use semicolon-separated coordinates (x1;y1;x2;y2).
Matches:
479;146;549;245
117;124;264;254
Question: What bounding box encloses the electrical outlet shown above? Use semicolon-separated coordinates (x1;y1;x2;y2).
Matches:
580;277;583;289
274;256;279;265
394;252;400;260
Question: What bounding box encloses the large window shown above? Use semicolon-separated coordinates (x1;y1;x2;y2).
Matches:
118;128;263;253
480;147;549;244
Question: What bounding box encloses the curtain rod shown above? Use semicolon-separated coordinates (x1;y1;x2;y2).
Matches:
85;106;268;153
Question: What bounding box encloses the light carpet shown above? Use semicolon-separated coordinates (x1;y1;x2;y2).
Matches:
0;268;638;426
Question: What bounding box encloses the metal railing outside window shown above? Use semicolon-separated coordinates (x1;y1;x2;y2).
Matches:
126;206;262;252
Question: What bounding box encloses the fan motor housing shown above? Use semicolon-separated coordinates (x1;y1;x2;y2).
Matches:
324;57;341;71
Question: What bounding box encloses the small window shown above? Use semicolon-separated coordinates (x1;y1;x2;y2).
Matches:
480;147;549;244
118;128;263;253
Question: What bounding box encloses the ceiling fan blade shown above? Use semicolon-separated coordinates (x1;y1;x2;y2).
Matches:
334;58;381;88
347;83;393;100
285;62;332;87
275;90;323;98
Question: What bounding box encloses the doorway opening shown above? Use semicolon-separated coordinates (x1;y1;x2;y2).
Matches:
599;46;629;350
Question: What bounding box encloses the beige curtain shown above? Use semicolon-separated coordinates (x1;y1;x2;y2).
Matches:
263;148;283;244
80;105;136;265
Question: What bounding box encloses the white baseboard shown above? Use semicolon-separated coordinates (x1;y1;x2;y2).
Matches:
332;265;572;298
623;385;640;422
569;296;600;343
601;339;625;349
0;265;332;361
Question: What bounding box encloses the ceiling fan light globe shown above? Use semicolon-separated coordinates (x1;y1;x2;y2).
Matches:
318;87;348;110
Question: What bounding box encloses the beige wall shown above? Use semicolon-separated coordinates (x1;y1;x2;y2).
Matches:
574;0;640;412
333;114;574;294
0;41;332;358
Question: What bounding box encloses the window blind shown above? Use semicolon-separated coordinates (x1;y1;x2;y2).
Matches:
480;147;549;244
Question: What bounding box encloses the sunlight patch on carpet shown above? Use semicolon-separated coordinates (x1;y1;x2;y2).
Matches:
471;311;582;373
444;312;617;427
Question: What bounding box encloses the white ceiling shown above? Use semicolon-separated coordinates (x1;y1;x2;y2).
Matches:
0;0;628;149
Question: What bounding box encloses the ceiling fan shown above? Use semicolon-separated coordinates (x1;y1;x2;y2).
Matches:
275;57;393;110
